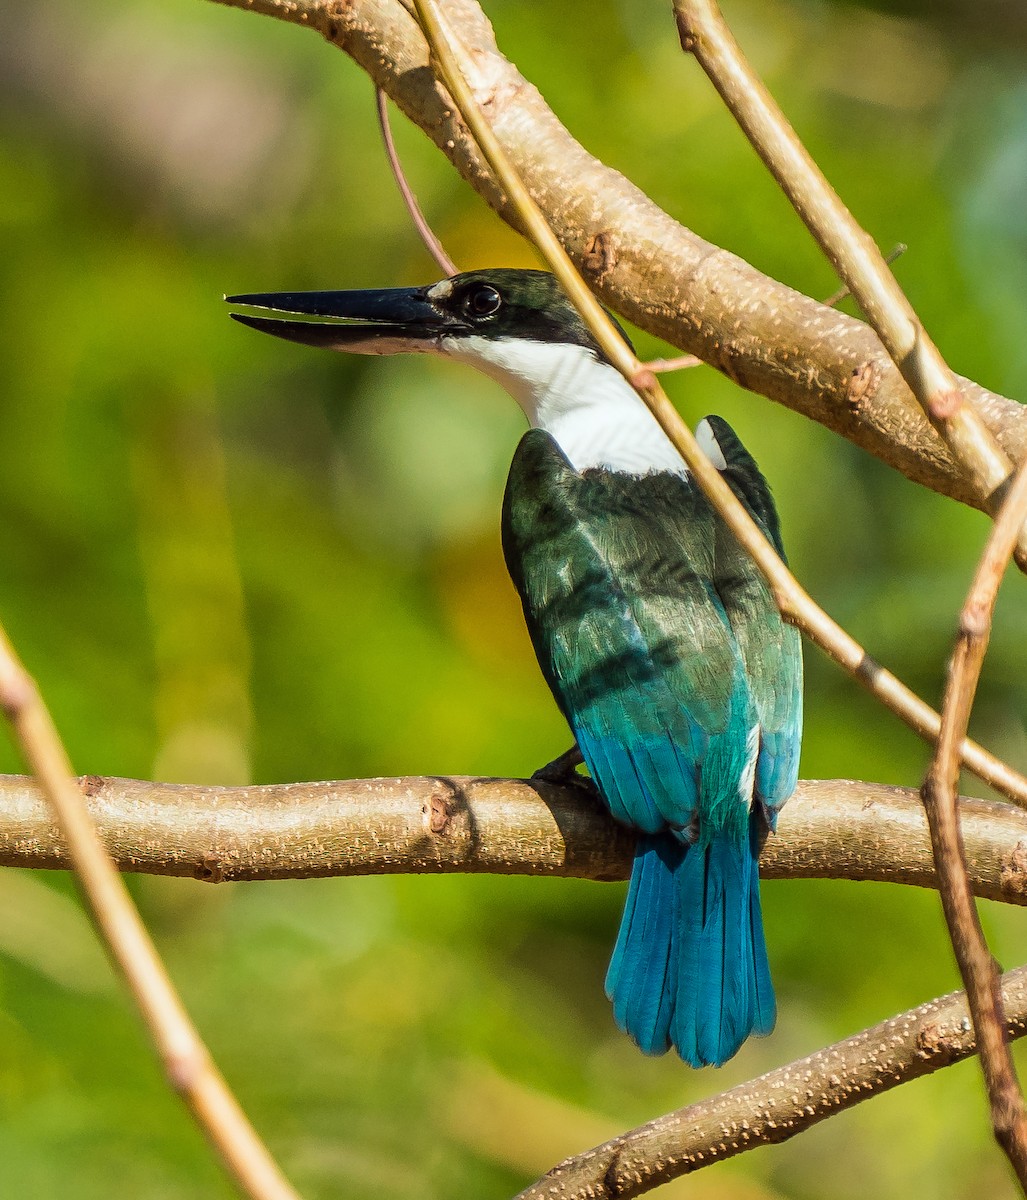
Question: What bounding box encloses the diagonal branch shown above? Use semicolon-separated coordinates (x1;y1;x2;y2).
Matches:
922;456;1027;1185
405;0;1027;809
0;635;301;1200
205;0;1027;519
514;964;1027;1200
672;0;1025;566
3;774;1027;907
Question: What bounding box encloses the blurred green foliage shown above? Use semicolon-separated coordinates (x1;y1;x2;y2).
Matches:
1;0;1026;1195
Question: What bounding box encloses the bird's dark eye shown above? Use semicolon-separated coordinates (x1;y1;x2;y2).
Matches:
463;284;502;318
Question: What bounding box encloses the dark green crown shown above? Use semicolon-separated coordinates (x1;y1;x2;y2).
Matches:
431;269;633;357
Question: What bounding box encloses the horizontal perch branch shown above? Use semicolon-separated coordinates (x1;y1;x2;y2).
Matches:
2;774;1026;905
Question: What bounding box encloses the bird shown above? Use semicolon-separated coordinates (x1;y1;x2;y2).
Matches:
227;267;803;1067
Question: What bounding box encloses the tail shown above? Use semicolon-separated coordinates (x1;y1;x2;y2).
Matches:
605;834;684;1055
672;822;776;1066
606;823;775;1067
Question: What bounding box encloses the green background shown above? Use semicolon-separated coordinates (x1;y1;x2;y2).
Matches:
1;0;1026;1195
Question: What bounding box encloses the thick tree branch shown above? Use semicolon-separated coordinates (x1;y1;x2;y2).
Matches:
3;774;1027;905
515;964;1027;1200
206;0;1027;516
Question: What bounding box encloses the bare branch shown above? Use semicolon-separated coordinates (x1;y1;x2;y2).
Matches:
646;353;702;374
514;964;1027;1200
2;774;1027;906
673;0;1025;565
0;636;301;1200
922;456;1027;1184
375;86;458;275
205;0;1027;517
821;243;907;310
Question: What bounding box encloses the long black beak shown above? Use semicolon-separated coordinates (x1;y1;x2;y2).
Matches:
225;287;469;355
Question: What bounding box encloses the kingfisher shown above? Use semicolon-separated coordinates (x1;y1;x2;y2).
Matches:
227;268;803;1067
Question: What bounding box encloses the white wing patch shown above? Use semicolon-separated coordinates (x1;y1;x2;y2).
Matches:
695;417;728;470
738;723;761;810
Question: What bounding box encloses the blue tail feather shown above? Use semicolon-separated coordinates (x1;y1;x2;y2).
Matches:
606;836;683;1055
747;819;776;1036
609;822;774;1068
682;837;752;1066
756;727;801;829
576;722;704;834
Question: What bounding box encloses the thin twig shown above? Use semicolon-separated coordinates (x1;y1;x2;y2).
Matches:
515;963;1027;1199
922;455;1027;1187
408;0;1027;808
0;631;301;1200
672;0;1024;567
646;352;702;373
821;243;907;309
375;86;458;275
1;774;1027;904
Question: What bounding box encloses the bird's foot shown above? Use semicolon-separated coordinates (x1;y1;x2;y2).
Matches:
531;745;595;795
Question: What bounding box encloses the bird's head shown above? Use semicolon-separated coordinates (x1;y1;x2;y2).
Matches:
228;269;637;418
227;268;621;361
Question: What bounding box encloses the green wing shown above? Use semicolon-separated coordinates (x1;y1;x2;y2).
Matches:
502;429;757;843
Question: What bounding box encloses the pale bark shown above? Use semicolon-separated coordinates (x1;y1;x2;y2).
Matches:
918;456;1027;1179
2;773;1026;906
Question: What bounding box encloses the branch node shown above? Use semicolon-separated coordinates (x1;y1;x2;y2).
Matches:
629;366;658;391
960;600;991;640
0;663;34;721
675;11;698;53
601;1151;625;1198
915;1019;963;1061
853;651;883;688
165;1047;208;1097
929;386;963;422
583;230;617;283
427;788;455;835
1001;841;1027;901
846;361;881;411
196;855;227;884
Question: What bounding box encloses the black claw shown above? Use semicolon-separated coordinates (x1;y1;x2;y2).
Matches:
531;745;591;790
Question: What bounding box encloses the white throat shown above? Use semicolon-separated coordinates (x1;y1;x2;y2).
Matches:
442;336;688;477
